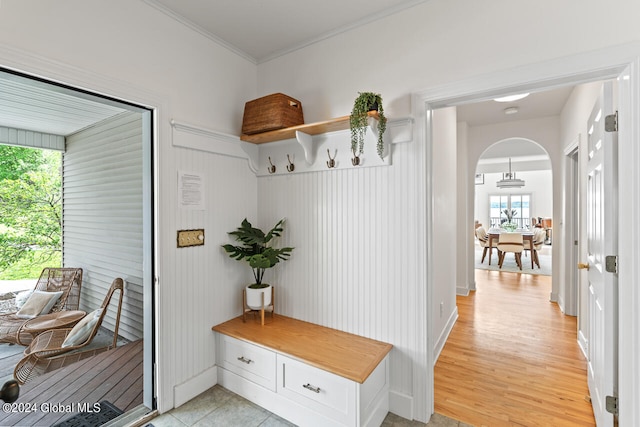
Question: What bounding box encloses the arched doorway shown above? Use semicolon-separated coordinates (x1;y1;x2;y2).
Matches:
474;138;552;275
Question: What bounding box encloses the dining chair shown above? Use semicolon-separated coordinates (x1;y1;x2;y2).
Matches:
497;232;524;270
475;227;496;264
531;228;547;268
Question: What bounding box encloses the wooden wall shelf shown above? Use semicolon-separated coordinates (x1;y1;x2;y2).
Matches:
240;111;380;144
241;111;382;165
171;115;413;176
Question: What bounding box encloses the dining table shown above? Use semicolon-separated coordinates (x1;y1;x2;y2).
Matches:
487;229;537;269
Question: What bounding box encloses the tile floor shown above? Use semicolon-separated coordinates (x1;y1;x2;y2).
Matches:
148;385;471;427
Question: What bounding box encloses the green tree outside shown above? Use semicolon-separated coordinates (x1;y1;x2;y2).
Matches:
0;145;62;279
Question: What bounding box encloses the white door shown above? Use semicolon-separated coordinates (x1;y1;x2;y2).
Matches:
583;81;618;426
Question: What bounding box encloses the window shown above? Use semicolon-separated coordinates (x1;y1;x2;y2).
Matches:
489;194;531;228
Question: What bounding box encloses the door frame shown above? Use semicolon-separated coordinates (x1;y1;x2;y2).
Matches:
563;138;580;317
414;42;640;424
0;45;166;414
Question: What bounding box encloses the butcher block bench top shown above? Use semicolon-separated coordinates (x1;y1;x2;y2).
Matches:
212;314;393;384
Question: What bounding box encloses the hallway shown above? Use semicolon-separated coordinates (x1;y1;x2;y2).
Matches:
434;270;595;426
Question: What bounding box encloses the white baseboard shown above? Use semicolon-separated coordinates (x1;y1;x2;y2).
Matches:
557;295;566;314
433;307;458;363
578;329;588;359
389;390;413;420
173;365;218;408
456;286;470;296
549;291;558;302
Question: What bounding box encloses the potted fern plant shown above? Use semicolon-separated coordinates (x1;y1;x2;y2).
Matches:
222;218;294;309
349;91;388;159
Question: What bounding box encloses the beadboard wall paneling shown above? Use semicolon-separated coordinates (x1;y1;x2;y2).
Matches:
165;126;257;399
63;111;144;341
257;137;424;399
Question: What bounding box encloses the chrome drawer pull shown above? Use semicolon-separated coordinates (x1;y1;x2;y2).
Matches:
303;383;321;393
237;356;253;364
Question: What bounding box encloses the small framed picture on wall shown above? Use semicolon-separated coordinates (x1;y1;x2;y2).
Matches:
475;173;484;185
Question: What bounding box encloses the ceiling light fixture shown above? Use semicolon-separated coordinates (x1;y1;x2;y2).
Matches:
494;93;530;103
496;158;525;188
504;106;519;115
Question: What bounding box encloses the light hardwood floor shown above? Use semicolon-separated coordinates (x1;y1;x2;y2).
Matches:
434;269;595;426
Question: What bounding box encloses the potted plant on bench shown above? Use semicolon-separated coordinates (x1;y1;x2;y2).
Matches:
222;218;294;310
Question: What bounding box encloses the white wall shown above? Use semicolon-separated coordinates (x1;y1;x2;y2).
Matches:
257;0;640;421
2;0;640;422
64;112;144;341
258;0;640;124
431;108;458;358
474;170;553;229
0;0;258;412
456;121;472;294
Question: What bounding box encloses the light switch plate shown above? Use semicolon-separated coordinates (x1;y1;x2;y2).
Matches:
177;229;205;248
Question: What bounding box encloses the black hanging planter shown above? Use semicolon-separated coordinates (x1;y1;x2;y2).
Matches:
349;92;387;160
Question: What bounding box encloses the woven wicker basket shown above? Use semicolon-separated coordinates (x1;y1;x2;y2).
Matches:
241;93;304;135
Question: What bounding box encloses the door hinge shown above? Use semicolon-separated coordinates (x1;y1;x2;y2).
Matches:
605;111;618;132
606;395;619;415
605;255;618;274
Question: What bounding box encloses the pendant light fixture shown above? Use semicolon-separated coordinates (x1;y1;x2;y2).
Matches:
496;158;525;188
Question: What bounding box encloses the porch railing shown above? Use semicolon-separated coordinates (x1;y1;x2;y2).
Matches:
489;217;531;229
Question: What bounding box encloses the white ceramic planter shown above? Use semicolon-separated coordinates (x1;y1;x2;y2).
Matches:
245;284;272;310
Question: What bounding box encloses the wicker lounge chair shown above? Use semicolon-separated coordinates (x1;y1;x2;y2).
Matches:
0;268;83;345
13;277;124;384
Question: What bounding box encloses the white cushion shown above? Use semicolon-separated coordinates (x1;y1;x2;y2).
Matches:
14;290;34;309
15;291;63;319
61;308;102;348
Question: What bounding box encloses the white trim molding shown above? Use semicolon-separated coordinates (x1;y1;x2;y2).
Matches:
616;53;640;426
170;119;258;173
433;307;458;364
173;366;218;408
0;126;65;151
0;41;168;412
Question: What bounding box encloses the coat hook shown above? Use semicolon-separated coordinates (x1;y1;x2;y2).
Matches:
286;154;295;172
326;149;336;168
351;148;361;166
268;157;276;174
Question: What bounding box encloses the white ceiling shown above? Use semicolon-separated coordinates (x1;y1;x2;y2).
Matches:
145;0;430;63
456;86;574;169
456;86;574;128
0;71;127;137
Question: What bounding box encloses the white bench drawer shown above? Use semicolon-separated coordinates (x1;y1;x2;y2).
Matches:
222;335;276;391
277;354;356;425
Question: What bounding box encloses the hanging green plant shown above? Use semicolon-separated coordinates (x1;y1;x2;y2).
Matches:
349;92;387;159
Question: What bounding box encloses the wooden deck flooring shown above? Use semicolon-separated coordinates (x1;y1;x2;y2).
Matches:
0;339;143;427
0;344;24;384
434;270;595;426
